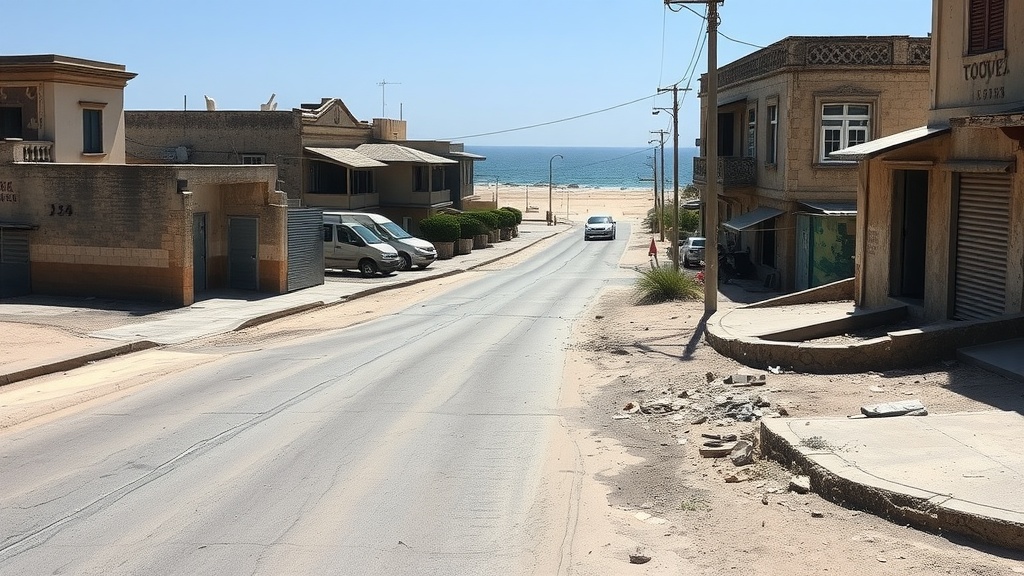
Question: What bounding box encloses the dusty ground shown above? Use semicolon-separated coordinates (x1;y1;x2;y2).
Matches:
507;186;1024;574
6;185;1024;573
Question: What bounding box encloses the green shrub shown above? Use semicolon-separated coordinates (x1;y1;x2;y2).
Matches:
633;265;702;304
465;210;500;231
418;214;461;242
491;209;517;229
500;206;523;224
457;215;489;239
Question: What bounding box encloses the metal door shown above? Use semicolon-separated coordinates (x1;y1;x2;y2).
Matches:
0;228;30;297
286;208;324;291
192;213;207;292
228;217;258;290
953;173;1011;320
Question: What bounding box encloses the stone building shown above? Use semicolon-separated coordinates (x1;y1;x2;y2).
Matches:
833;0;1024;324
693;36;931;292
0;55;302;305
125;100;484;236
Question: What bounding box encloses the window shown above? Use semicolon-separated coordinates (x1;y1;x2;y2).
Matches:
820;103;870;162
766;104;778;164
413;166;429;192
746;108;756;158
351;170;373;194
82;109;103;154
968;0;1004;54
309;161;347;194
323;224;334;242
1;107;23;139
241;154;265;165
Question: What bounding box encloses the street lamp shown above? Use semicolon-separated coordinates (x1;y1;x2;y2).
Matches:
548;154;562;225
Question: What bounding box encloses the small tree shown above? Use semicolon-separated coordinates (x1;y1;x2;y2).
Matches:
500;206;523;225
464;210;500;231
457;215;489;239
418;214;461;243
491;209;517;230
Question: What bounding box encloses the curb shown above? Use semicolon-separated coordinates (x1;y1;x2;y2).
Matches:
0;224;573;387
758;420;1024;551
0;340;160;387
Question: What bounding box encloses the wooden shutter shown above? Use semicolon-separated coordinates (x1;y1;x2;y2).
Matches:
969;0;1005;54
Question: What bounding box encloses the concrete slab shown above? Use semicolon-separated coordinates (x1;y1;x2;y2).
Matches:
959;338;1024;383
761;412;1024;549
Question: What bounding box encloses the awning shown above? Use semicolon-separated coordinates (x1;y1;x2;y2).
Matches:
305;147;386;169
356;143;458;165
798;201;857;216
829;125;950;161
722;206;783;232
449;151;486;160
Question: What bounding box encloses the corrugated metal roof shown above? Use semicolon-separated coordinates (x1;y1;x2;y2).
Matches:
829;125;949;161
356;143;458;164
798;201;857;216
305;147;386;168
722;206;784;232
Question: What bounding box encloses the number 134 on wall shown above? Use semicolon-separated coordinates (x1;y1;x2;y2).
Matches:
49;204;73;216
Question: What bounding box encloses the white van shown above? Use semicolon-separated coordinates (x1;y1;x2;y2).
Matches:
322;218;401;277
323;211;436;270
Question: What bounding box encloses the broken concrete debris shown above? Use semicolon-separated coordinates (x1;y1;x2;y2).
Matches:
860;399;927;418
629;548;652;564
730;440;754;466
726;373;767;386
789;475;811;494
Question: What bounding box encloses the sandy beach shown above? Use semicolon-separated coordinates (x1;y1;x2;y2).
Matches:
476;183;660;224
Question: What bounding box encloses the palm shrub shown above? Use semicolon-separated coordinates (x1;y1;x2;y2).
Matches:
464;210;500;231
457;215;489;239
634;265;702;304
418;214;461;243
500;206;523;224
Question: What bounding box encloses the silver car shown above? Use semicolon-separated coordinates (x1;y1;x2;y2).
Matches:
583;215;616;241
681;236;706;267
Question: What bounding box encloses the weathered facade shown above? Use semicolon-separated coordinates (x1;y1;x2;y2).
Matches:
0;55;293;305
694;36;931;292
833;0;1024;324
125;101;483;236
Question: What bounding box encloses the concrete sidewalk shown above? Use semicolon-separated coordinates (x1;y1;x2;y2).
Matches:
761;411;1024;551
0;220;567;384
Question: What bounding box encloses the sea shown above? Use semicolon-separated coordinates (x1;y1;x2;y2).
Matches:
466;146;698;191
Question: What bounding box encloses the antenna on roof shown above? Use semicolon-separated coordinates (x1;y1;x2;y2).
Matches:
376;79;401;117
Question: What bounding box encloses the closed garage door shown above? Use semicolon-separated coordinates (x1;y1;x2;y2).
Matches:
287;208;324;292
0;228;30;298
953;173;1011;321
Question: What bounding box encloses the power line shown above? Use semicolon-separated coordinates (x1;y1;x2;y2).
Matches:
445;93;657;140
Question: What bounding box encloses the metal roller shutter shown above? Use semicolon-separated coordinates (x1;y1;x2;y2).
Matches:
287;208;324;292
0;228;30;297
953;173;1011;320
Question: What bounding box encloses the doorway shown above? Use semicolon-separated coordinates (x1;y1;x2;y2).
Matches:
192;213;207;292
228;217;258;290
892;170;928;299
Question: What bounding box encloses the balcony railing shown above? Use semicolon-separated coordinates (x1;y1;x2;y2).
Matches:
0;140;54;163
692;157;757;188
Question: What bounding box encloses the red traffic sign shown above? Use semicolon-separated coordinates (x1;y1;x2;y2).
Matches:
648;238;658;256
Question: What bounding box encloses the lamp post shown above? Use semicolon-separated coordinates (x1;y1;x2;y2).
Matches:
654;84;685;271
650;130;668;242
548;154;562;225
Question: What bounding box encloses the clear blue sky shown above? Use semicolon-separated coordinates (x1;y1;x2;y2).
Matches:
6;0;933;147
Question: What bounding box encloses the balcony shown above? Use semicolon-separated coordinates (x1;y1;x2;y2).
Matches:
0;140;54;164
692;157;757;188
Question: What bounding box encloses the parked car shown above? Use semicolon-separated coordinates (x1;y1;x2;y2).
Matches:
681;236;706;268
323;221;401;276
324;211;436;270
583;215;616;241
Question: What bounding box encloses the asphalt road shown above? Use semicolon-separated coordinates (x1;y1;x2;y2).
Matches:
0;225;633;575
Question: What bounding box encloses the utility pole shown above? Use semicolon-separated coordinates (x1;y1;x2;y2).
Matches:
377;79;401;117
656;84;683;270
650;129;669;241
665;0;721;310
